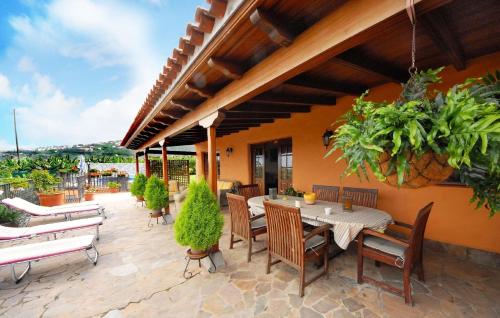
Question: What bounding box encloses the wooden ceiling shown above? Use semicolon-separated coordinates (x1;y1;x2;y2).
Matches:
125;0;500;149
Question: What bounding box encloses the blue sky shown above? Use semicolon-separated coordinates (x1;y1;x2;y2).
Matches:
0;0;205;150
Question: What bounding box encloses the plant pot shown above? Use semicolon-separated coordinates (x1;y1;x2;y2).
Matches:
38;192;65;207
84;193;95;201
187;248;207;257
109;188;119;193
150;210;163;218
136;195;144;202
379;151;454;188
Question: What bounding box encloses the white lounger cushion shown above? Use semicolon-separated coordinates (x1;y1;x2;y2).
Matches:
2;198;101;216
0;217;104;240
0;235;95;266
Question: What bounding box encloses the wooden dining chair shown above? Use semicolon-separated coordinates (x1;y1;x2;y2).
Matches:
238;184;261;201
227;193;267;262
357;202;433;305
342;187;378;208
263;201;331;297
312;185;340;202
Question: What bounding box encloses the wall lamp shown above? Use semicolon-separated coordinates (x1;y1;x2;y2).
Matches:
225;147;234;157
322;130;334;149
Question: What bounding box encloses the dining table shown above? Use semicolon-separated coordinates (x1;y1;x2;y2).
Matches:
247;195;393;250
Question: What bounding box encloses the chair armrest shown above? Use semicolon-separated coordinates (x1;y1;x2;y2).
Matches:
393;220;413;229
361;229;409;248
304;224;332;242
249;213;265;221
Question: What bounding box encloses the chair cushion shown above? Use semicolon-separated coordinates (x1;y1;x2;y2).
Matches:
364;236;406;259
251;217;266;230
304;232;325;251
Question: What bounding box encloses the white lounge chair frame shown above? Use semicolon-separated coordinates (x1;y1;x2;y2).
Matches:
0;235;99;284
0;216;104;242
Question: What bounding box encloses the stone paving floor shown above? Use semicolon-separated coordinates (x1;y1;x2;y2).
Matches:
0;193;499;318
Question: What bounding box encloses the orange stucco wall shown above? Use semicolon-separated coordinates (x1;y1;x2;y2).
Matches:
195;52;500;253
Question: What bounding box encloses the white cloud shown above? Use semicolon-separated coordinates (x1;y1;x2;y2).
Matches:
4;0;166;146
14;71;145;145
17;56;36;72
0;74;12;99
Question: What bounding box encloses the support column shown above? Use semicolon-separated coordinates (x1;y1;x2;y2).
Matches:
160;140;169;185
207;126;217;194
144;148;151;177
135;152;140;175
199;111;225;194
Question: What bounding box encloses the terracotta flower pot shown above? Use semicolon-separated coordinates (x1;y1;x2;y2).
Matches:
38;192;65;207
136;195;144;202
109;188;119;193
150;210;163;218
379;151;454;188
84;193;95;201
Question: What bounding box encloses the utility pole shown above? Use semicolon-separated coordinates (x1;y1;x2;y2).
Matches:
13;108;20;163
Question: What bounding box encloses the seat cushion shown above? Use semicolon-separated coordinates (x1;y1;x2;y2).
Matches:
304;232;325;251
364;236;406;259
251;217;266;230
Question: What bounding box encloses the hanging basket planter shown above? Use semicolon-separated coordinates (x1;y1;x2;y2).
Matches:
378;151;455;188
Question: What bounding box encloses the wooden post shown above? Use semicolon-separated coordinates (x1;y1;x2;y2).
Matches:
160;140;169;186
135;152;140;175
199;111;225;194
145;148;151;177
207;126;217;194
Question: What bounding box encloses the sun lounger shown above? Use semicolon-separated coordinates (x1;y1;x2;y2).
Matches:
0;235;98;283
1;197;106;222
0;216;104;241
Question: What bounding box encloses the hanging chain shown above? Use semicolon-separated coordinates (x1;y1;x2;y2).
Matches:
406;0;417;76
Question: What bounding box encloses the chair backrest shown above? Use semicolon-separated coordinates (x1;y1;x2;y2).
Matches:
263;201;304;268
312;185;340;202
342;187;378;208
238;184;261;201
407;202;433;266
227;193;251;239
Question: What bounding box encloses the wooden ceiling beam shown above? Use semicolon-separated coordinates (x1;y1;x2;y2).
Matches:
334;49;408;83
222;118;274;124
185;82;214;98
207;57;243;79
420;9;465;71
285;77;367;96
250;8;294;47
251;94;336;106
171;99;198;111
225;112;291;119
230;104;311;113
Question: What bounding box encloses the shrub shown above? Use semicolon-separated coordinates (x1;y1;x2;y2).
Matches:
0;177;30;189
29;170;61;194
174;179;224;251
144;176;168;211
0;205;20;224
130;174;148;197
107;182;121;189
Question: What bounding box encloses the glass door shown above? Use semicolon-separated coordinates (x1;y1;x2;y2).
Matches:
251;146;265;194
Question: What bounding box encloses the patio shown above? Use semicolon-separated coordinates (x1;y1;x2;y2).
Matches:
1;193;498;318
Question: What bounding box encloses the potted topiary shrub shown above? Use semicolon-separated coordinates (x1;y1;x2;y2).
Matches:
327;68;500;215
107;182;121;193
29;169;64;206
144;176;168;218
174;179;224;255
130;173;147;202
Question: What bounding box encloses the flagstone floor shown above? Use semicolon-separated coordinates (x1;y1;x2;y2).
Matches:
0;193;499;318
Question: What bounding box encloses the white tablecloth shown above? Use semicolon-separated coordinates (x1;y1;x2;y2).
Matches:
248;196;393;249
